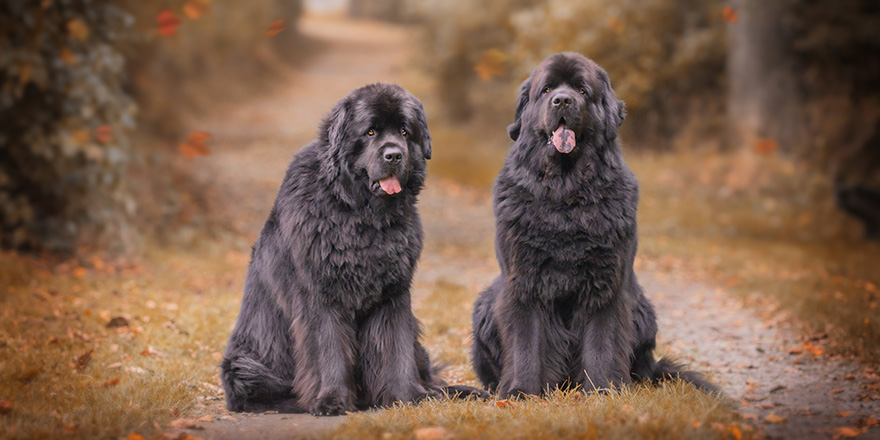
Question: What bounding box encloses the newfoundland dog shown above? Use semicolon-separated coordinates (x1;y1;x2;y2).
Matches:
471;53;716;397
221;83;482;416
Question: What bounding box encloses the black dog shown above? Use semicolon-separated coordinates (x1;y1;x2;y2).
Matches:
471;53;716;397
221;83;482;416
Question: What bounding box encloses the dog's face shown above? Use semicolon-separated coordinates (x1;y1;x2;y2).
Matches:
508;52;625;156
321;83;431;198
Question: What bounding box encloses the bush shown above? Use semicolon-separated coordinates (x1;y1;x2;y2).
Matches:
0;0;302;253
0;0;137;252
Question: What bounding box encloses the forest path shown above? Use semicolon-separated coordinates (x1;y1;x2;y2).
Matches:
174;13;880;440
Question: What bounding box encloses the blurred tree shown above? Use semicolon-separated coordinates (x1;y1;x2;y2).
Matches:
727;0;880;239
0;0;137;252
0;0;303;253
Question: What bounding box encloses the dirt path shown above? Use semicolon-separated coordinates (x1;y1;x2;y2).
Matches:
173;13;880;440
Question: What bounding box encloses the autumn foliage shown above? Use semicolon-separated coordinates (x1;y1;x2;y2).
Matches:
0;0;302;252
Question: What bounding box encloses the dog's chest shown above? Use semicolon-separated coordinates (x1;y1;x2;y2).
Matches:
311;217;420;307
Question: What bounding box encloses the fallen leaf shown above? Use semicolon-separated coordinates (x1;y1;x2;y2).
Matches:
67;18;89;41
727;426;743;440
413;426;452;440
127;434;143;440
764;413;786;424
140;346;166;357
832;426;868;439
73;267;87;278
837;411;853;417
863;417;880;427
75;349;93;370
157;10;182;36
179;131;211;159
265;19;287;37
607;16;624;33
831;388;843;394
753;138;778;156
474;49;508;81
494;399;518;408
169;419;204;430
94;125;112;143
741;413;758;420
183;0;210;19
722;6;739;23
102;378;120;388
107;316;129;328
0;400;11;414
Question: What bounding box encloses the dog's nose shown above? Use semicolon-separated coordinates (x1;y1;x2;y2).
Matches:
383;146;403;164
552;94;573;108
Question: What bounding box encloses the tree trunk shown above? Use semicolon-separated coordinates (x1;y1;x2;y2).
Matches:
726;0;805;153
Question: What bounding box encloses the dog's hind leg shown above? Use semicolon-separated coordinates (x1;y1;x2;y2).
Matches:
471;277;504;392
220;355;298;412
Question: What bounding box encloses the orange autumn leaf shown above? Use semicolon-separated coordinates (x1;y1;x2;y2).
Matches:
832;426;867;439
73;266;87;278
183;0;210;20
67;18;89;41
723;6;739;23
607;16;624;34
266;19;287;37
475;49;508;81
60;48;76;65
157;10;182;36
94;125;112;143
179;131;211;159
128;435;144;440
764;413;786;424
727;426;743;440
102;377;120;388
753;138;778;156
494;399;518;408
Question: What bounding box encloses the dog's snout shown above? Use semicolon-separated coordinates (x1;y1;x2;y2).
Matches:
382;145;404;164
552;93;573;108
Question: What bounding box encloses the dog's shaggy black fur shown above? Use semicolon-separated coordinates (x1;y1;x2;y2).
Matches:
471;53;717;398
221;83;482;416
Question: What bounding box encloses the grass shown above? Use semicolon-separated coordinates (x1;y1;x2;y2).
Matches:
0;244;244;439
323;385;750;440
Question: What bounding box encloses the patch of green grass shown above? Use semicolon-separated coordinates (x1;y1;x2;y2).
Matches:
323;385;749;440
0;244;244;438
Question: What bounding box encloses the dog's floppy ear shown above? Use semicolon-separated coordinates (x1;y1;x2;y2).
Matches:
413;99;432;160
600;72;626;142
325;99;349;155
507;77;532;141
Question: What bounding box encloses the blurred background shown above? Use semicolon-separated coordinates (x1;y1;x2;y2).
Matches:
1;1;880;437
2;0;878;253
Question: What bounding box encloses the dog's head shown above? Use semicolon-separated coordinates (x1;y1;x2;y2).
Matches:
508;52;625;155
320;83;431;198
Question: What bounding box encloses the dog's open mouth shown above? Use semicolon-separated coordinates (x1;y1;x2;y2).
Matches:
377;175;402;195
549;118;576;154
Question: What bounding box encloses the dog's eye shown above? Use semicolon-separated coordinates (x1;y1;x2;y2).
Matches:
579;89;586;95
400;128;407;137
543;87;551;94
366;129;375;136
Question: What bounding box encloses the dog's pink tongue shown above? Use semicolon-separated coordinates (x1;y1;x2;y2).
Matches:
551;125;576;153
379;176;402;195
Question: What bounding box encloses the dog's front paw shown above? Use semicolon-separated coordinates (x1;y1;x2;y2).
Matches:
499;382;539;400
309;392;353;417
